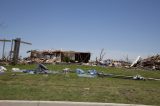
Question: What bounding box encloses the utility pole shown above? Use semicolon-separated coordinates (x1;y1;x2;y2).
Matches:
0;39;11;60
10;38;32;65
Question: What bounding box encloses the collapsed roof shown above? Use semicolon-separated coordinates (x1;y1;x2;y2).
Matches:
27;50;91;63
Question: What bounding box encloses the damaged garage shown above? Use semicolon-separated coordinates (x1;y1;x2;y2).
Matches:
27;50;91;63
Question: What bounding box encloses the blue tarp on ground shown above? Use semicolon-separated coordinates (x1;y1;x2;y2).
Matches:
76;69;85;74
76;69;97;78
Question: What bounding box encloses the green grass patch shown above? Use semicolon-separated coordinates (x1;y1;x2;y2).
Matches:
0;64;160;105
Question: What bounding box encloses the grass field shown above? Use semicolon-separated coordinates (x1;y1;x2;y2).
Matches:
0;64;160;105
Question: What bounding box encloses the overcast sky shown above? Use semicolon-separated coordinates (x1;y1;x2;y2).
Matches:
0;0;160;61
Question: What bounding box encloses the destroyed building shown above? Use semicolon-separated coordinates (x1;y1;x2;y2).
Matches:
130;55;160;70
27;50;91;63
138;54;160;70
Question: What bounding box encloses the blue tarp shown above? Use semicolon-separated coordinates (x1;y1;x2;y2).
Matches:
88;70;97;75
76;69;97;78
76;69;85;74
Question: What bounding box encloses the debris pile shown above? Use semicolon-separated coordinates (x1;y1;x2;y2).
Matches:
130;56;141;67
97;59;131;68
138;55;160;70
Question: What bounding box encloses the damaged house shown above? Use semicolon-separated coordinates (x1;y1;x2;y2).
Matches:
27;50;91;63
138;54;160;70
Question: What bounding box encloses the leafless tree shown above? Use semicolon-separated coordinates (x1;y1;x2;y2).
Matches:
99;48;106;61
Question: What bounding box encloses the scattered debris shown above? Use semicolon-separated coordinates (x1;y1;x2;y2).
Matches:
76;69;97;78
35;64;49;74
97;72;148;81
0;63;159;81
22;64;60;74
96;59;131;68
23;70;35;74
139;54;160;70
130;54;160;70
130;56;141;67
76;69;85;74
0;66;7;73
63;68;70;77
63;68;70;73
88;70;97;75
133;74;145;80
12;68;24;72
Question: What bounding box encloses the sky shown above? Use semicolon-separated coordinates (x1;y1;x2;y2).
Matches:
0;0;160;61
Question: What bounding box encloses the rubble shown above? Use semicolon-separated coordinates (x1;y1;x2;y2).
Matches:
97;59;131;68
132;54;160;70
130;56;141;67
140;55;160;70
26;50;91;64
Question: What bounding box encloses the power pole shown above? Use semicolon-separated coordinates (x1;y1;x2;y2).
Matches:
11;38;32;65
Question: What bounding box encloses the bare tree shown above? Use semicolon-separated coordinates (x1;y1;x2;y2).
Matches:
126;54;129;62
99;48;106;61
